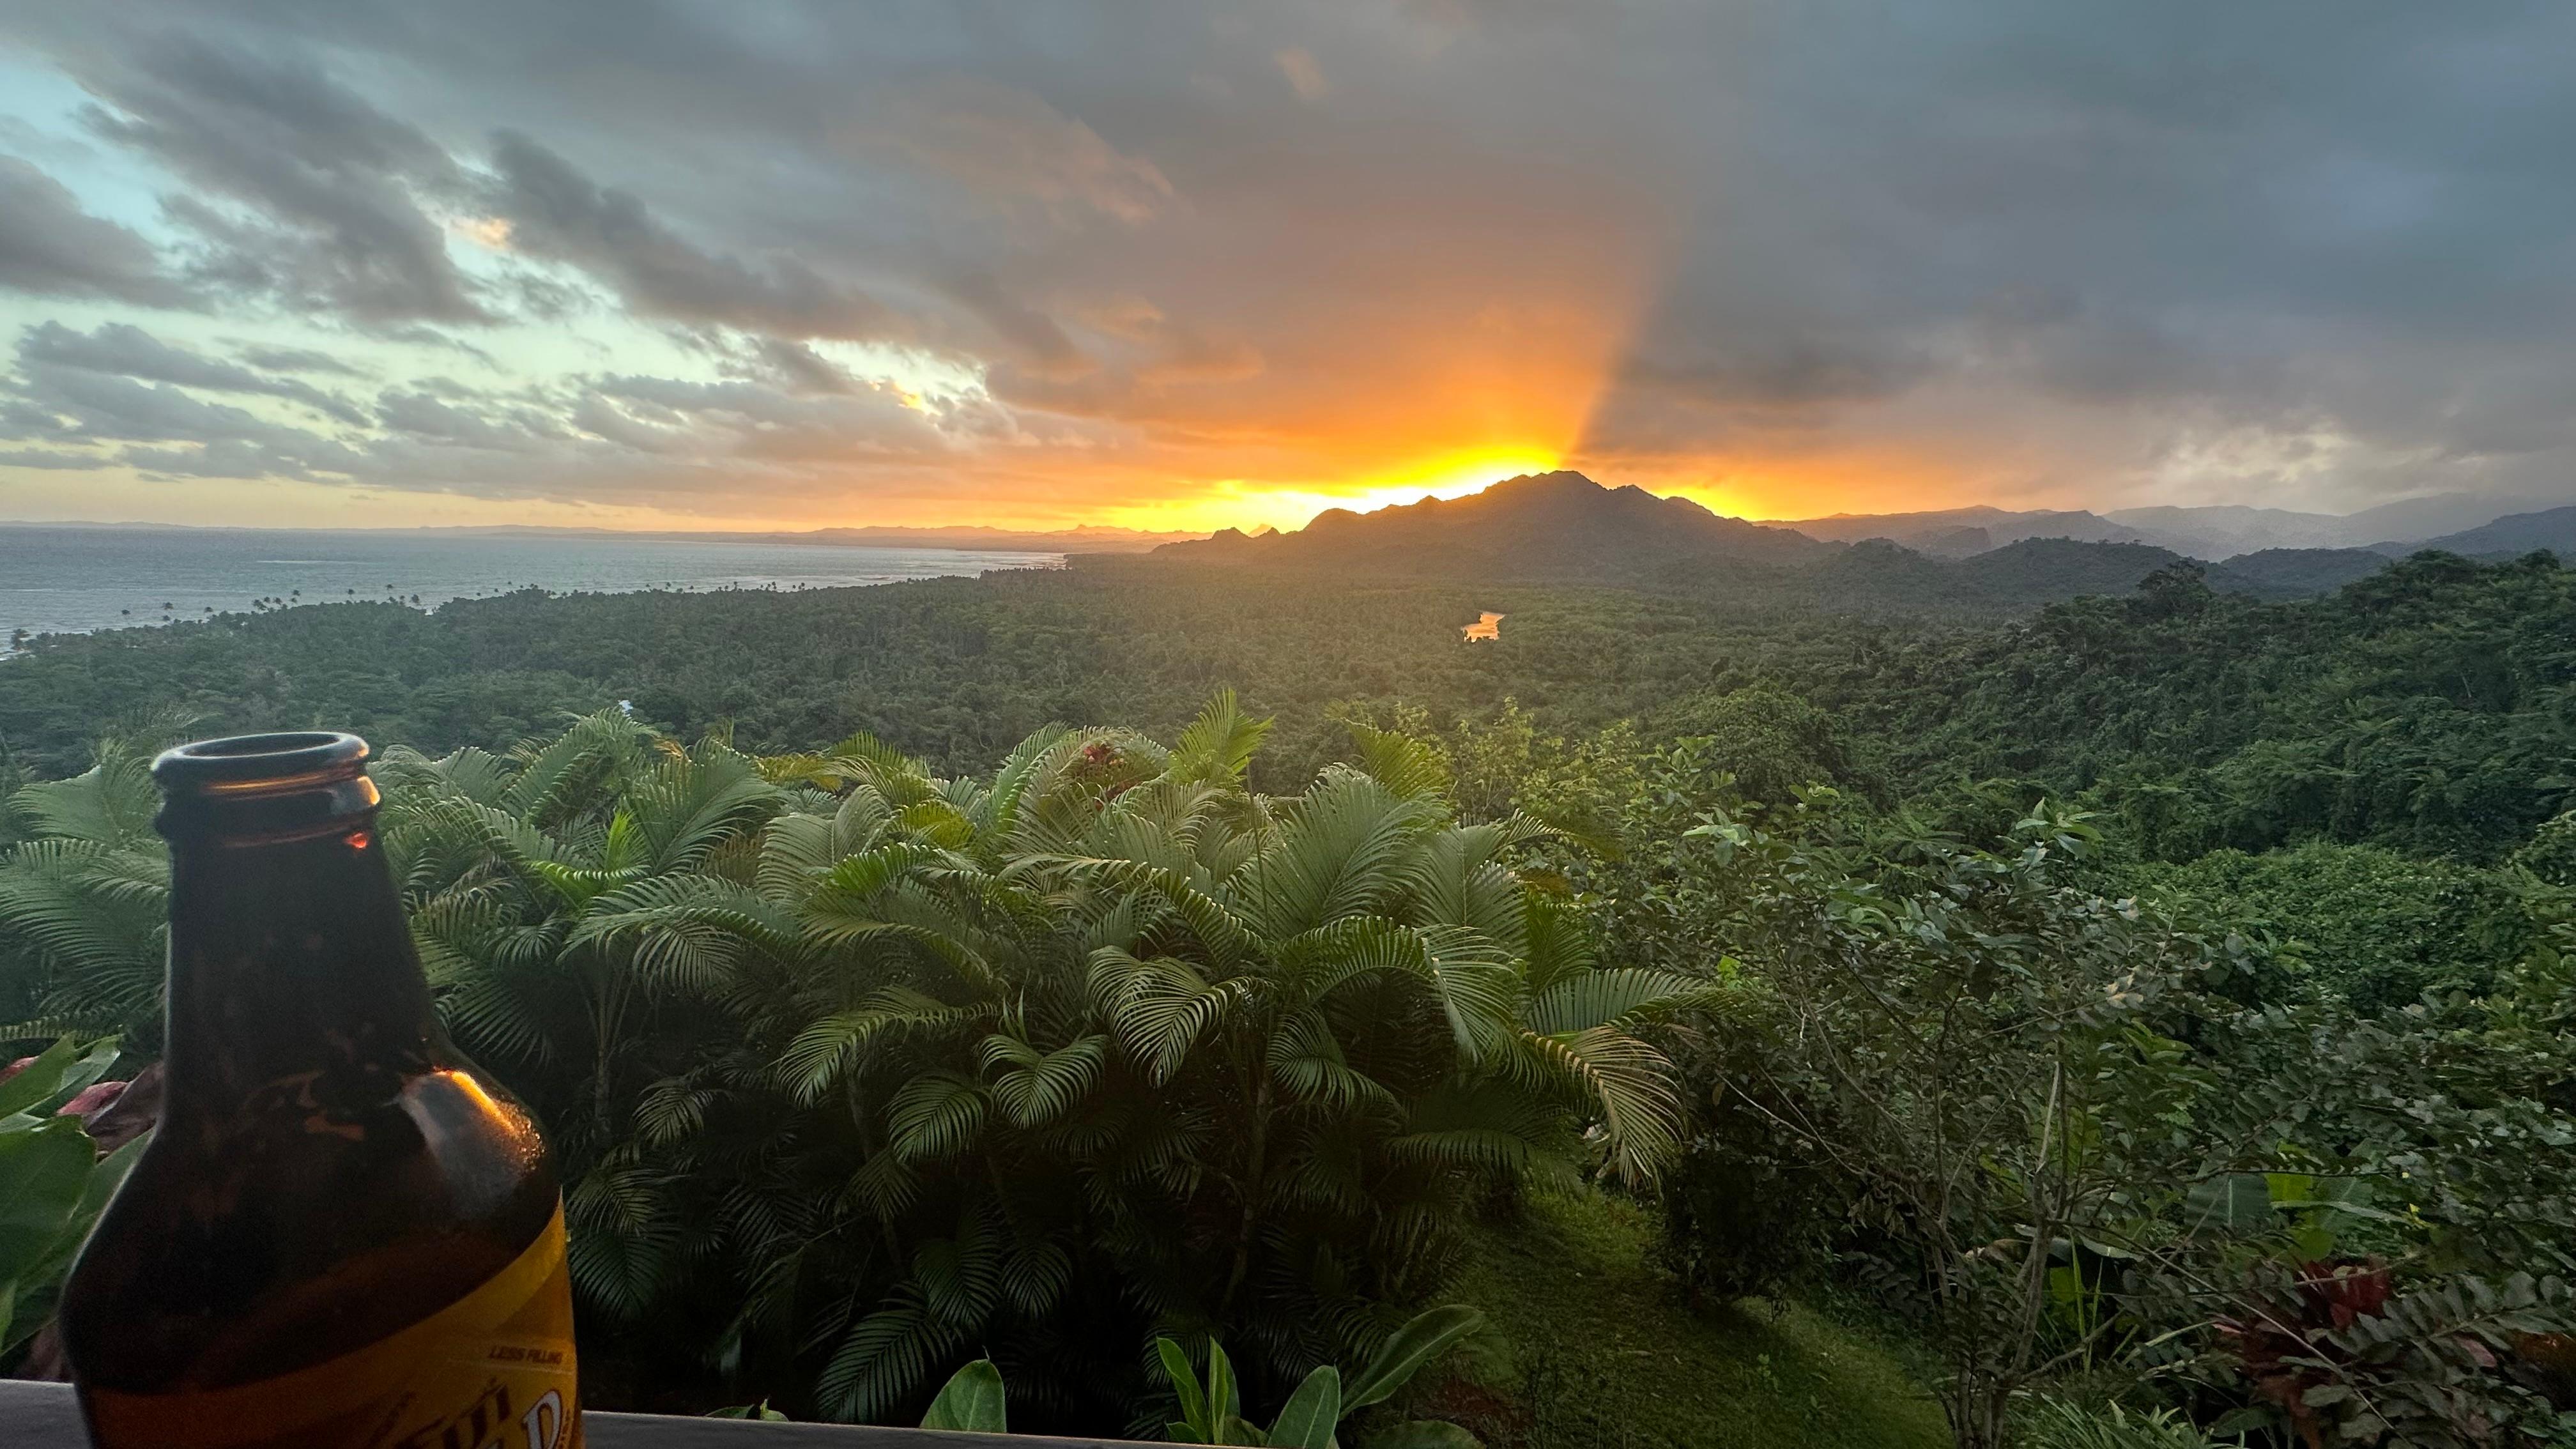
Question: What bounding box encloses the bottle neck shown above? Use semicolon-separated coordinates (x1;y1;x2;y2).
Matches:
162;816;440;1126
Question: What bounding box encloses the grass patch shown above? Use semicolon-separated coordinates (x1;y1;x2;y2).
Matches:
1421;1188;1952;1449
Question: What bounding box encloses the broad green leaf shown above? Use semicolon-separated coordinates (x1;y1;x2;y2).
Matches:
45;1038;122;1116
0;1040;77;1121
2047;1264;2085;1307
2264;1171;2315;1206
1158;1337;1211;1440
1208;1339;1241;1423
920;1358;1008;1433
1344;1305;1485;1410
1266;1366;1341;1449
18;1130;150;1289
705;1401;789;1420
2182;1174;2271;1233
0;1117;94;1280
1217;1413;1268;1447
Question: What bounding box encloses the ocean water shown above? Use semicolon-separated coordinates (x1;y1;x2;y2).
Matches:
0;527;1062;643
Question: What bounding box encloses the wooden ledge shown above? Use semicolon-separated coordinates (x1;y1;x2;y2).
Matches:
0;1380;1144;1447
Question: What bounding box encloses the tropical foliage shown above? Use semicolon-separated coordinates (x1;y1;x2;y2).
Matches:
2;698;1694;1431
1557;741;2576;1449
0;1038;142;1360
9;546;2576;1445
1151;1305;1485;1448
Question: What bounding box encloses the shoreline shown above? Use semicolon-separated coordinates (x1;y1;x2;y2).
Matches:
1;553;1069;658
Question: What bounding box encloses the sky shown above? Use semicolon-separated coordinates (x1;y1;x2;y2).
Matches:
1;1;2573;533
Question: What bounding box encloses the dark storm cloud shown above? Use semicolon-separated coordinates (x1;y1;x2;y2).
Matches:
1573;0;2576;502
0;155;192;306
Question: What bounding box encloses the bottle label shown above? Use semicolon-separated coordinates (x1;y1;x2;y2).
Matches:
84;1205;582;1449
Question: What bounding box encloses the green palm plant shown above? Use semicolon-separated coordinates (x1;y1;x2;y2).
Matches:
0;733;179;1043
0;696;1699;1434
372;713;803;1316
677;694;1702;1423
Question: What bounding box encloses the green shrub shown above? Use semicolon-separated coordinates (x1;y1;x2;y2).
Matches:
2129;841;2519;1010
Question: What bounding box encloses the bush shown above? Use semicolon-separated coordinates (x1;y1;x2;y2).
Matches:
1655;1077;1850;1308
1585;744;2576;1448
2129;841;2521;1011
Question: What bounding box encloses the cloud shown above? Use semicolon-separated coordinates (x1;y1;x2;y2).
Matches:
480;130;908;342
854;78;1176;228
373;387;563;451
0;302;1004;511
0;155;191;305
233;342;370;378
734;336;859;396
73;34;486;322
0;447;105;470
1274;48;1329;102
3;0;2575;525
22;321;368;424
584;372;953;461
1;353;369;481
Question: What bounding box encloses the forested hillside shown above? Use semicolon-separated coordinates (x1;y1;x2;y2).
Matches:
1151;472;2398;599
1862;551;2576;859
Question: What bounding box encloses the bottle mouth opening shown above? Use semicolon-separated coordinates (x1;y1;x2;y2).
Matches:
153;732;371;794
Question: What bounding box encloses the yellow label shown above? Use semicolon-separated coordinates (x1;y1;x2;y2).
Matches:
84;1205;582;1449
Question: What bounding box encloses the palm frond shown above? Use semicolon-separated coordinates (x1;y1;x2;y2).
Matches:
8;755;159;847
1524;967;1713;1036
886;1070;990;1162
1345;723;1452;804
1089;949;1235;1084
1168;689;1272;786
776;987;990;1103
1268;1008;1396;1109
983;1032;1107;1127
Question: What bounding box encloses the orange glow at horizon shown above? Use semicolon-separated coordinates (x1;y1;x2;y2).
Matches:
1088;445;1569;535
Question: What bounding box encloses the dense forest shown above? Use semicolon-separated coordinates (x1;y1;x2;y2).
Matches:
4;546;2575;1447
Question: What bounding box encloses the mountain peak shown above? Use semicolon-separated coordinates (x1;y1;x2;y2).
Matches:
1482;468;1605;495
1149;470;1825;577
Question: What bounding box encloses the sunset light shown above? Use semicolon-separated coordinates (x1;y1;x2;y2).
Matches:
4;7;2571;1446
1096;446;1567;535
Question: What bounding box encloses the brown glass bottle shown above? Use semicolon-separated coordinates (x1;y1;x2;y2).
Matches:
60;732;581;1449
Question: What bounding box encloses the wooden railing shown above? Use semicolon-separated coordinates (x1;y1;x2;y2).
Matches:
0;1380;1144;1448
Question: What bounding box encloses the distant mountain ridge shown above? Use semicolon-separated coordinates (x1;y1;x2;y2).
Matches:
1781;505;2149;556
2388;505;2576;559
1157;471;1828;576
1775;493;2566;560
1142;470;2408;610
